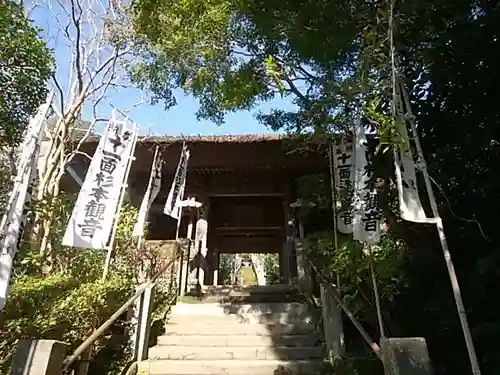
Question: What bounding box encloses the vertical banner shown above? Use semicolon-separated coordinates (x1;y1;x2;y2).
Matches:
353;121;381;245
133;147;163;237
394;118;434;223
333;139;354;234
62;118;138;249
0;93;53;310
163;142;190;220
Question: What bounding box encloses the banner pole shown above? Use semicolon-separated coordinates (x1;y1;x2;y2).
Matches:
398;79;481;375
102;123;139;280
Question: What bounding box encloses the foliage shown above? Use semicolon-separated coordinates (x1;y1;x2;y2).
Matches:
0;273;132;373
263;253;280;285
129;0;365;132
0;1;53;215
0;0;53;149
0;158;13;213
303;231;408;332
218;253;236;285
1;193;175;375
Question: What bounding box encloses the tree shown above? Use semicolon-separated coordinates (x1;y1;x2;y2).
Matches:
129;0;372;132
0;0;53;149
0;0;53;212
24;0;149;262
129;1;500;375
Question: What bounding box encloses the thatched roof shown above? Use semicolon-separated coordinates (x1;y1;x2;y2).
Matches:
82;133;286;144
140;133;285;143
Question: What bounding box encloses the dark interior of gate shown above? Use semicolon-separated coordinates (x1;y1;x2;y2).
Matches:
210;195;285;254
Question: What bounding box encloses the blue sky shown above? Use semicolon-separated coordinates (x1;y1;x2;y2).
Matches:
28;2;297;137
91;89;296;136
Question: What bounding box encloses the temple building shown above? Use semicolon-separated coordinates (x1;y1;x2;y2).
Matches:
68;134;328;290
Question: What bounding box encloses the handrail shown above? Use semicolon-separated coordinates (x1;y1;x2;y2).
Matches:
305;258;382;359
62;241;183;370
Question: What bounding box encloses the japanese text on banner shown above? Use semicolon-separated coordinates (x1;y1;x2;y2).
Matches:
62;120;137;249
334;141;354;234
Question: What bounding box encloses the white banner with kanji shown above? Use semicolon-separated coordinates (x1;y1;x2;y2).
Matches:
0;93;53;310
333;139;354;234
62;119;138;249
133;146;162;237
353;122;381;245
163;142;190;220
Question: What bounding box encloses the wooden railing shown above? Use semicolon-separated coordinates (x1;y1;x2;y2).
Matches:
62;240;183;371
304;258;382;360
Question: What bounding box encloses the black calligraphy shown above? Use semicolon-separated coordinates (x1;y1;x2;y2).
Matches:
362;190;381;232
100;151;120;174
335;144;354;227
78;127;130;238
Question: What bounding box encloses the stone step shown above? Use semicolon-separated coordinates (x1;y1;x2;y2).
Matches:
169;312;313;325
181;285;306;304
138;359;324;375
157;334;320;347
148;345;324;360
165;322;315;336
173;302;309;316
199;293;307;304
203;284;295;295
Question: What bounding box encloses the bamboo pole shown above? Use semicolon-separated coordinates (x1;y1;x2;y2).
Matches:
399;80;481;375
368;247;385;339
102;122;139;279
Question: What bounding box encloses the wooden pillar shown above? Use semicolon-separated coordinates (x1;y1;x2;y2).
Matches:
282;194;291;284
178;239;190;297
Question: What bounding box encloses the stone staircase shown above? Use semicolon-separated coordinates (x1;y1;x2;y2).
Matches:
138;284;325;375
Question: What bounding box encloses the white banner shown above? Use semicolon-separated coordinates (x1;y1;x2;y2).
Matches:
394;119;435;223
333;140;354;234
0;93;53;310
163;143;190;220
133;146;162;237
62;119;138;249
353;122;381;245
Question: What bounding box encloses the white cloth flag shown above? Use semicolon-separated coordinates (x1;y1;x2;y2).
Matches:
353;121;381;245
133;147;162;237
163;143;190;220
333;140;354;234
394;119;435;223
0;93;53;310
62;118;138;249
